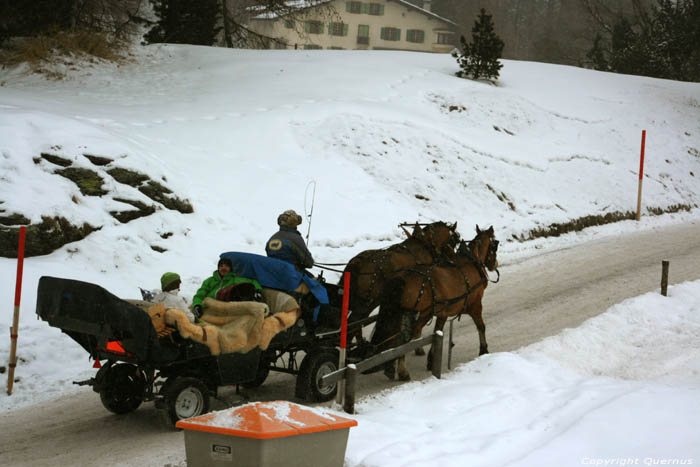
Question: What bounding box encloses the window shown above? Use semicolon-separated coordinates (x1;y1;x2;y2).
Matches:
380;27;401;41
436;32;452;44
368;3;384;15
346;1;362;13
305;20;324;34
406;29;424;43
357;24;369;44
284;20;294;29
303;44;322;50
329;22;349;36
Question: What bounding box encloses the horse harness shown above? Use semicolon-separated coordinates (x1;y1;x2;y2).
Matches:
409;235;498;320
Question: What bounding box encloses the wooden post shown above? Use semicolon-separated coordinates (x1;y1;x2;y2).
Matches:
431;331;443;379
8;226;26;395
336;271;350;405
636;130;646;221
343;364;358;414
661;260;669;296
447;319;454;370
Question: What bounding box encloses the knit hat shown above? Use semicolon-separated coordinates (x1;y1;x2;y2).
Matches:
218;257;233;269
160;272;180;291
277;209;302;228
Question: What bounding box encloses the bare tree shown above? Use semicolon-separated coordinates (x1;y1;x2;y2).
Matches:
219;0;340;49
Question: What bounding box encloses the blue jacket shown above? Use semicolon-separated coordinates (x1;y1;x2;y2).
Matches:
265;226;314;270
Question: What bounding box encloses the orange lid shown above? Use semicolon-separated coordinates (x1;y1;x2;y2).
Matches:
176;401;358;439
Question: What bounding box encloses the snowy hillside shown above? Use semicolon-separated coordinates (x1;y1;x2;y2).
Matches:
1;45;699;410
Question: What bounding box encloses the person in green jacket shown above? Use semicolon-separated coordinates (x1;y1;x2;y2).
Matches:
191;257;262;319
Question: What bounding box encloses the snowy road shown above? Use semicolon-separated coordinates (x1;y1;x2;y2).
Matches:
2;221;699;467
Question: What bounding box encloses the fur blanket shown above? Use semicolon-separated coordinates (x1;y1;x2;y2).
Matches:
146;289;300;356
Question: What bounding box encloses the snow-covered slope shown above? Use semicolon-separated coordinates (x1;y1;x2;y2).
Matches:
0;45;699;412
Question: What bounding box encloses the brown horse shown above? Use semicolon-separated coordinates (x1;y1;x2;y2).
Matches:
372;225;499;381
341;222;460;340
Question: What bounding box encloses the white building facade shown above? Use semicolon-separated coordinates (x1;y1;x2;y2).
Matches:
248;0;457;53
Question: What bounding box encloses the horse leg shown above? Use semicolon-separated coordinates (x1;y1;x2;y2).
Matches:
383;359;396;380
397;355;410;381
414;320;435;356
469;303;488;355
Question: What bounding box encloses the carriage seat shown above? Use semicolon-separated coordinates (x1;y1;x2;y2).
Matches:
219;251;329;322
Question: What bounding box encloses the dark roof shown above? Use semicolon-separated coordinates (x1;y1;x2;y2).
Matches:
389;0;457;27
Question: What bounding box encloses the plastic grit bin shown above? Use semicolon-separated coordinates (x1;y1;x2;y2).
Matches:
176;400;358;467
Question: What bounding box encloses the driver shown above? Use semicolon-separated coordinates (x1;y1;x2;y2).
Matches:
265;209;314;272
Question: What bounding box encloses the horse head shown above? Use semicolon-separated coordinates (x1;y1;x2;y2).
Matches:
462;225;498;271
419;221;460;257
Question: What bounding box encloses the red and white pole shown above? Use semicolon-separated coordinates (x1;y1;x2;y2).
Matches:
636;130;646;221
7;226;26;395
336;272;350;404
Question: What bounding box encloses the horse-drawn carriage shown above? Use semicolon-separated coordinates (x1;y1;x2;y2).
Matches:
35;274;366;424
35;222;499;425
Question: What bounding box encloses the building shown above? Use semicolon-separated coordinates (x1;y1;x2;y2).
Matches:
247;0;457;53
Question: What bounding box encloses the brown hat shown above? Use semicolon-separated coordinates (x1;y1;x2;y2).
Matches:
277;209;302;228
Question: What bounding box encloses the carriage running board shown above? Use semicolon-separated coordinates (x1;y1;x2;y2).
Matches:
73;377;96;387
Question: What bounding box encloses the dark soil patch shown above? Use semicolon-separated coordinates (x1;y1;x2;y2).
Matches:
646;204;693;215
0;213;31;226
107;167;149;187
56;167;107;196
40;153;72;167
110;198;156;223
160;232;173;239
139;181;193;213
522;211;635;240
0;216;99;258
84;154;113;166
486;184;516;211
520;204;696;241
150;245;167;253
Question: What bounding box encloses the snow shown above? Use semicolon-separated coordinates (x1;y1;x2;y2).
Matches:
0;44;699;466
345;280;700;467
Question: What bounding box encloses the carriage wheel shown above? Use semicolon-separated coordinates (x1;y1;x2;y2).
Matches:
296;351;338;402
98;363;147;415
163;377;211;425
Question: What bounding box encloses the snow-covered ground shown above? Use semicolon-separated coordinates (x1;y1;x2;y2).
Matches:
1;44;699;465
344;280;700;467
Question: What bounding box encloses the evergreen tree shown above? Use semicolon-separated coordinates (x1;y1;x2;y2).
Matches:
587;33;609;71
145;0;221;46
452;9;505;81
1;0;80;45
586;0;700;82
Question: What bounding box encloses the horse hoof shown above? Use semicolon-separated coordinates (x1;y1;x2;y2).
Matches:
398;373;411;382
414;348;425;356
479;347;489;356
